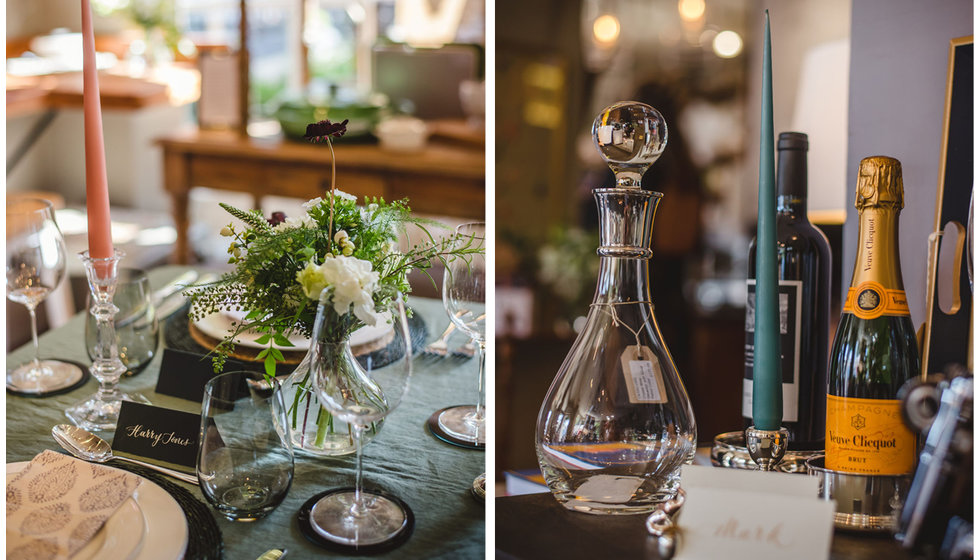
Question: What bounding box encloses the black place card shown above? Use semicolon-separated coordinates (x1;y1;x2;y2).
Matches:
155;348;263;403
111;401;201;469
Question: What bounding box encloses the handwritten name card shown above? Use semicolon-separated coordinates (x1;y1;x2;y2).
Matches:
111;401;201;469
122;424;195;449
675;465;835;560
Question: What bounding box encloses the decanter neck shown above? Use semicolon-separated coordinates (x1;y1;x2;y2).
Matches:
593;188;662;258
592;187;659;303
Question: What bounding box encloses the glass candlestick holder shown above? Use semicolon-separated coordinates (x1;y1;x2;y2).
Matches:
535;102;696;515
66;250;150;431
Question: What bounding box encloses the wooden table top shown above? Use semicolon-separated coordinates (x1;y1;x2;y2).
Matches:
157;128;485;180
497;493;918;560
6;65;199;118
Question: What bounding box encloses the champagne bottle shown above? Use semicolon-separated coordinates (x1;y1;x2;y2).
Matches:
825;155;919;475
744;132;832;449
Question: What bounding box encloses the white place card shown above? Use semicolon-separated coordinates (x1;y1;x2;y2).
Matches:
675;465;835;560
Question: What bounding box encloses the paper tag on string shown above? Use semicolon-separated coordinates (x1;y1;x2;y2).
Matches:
620;345;667;404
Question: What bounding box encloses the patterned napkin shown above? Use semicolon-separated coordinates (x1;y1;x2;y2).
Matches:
6;450;143;559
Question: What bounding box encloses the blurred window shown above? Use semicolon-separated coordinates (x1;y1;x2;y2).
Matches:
175;0;301;114
304;1;359;89
171;0;480;110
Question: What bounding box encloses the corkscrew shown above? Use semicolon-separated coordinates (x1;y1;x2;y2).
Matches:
896;366;973;559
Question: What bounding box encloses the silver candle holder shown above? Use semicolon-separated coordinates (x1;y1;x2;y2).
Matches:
745;426;790;471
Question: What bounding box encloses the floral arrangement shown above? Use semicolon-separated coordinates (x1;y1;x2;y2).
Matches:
187;119;481;376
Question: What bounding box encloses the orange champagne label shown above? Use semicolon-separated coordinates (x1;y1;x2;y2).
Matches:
825;394;915;474
842;281;910;319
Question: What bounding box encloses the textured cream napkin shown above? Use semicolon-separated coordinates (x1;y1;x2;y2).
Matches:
6;450;143;559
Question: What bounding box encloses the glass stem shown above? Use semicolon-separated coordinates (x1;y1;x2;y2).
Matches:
92;303;123;394
28;306;41;373
476;341;486;422
350;424;366;517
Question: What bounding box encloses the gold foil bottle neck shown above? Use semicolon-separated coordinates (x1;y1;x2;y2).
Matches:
855;156;904;209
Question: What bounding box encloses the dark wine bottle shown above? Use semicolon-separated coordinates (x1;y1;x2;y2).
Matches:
744;132;832;450
825;156;919;475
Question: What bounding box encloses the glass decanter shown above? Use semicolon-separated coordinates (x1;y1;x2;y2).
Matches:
535;101;697;515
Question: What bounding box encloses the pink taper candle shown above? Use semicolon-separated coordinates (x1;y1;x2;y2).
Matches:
81;0;113;259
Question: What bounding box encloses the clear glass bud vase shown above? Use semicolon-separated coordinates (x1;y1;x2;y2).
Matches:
535;102;697;515
277;343;383;456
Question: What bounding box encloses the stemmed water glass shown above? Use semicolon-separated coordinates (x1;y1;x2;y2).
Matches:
6;198;84;393
306;291;415;550
435;222;486;447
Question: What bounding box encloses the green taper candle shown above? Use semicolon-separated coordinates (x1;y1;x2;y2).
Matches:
752;10;782;431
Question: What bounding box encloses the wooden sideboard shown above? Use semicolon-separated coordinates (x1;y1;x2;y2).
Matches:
158;129;486;263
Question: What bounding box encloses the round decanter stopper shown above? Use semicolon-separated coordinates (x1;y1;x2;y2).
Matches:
592;101;668;187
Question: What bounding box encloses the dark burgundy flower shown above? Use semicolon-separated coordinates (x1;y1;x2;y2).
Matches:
267;211;287;226
304;119;349;144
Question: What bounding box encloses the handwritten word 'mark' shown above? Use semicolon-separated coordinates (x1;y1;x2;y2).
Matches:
124;424;193;448
713;517;791;547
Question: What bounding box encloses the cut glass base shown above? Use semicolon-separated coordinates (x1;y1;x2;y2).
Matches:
66;391;151;432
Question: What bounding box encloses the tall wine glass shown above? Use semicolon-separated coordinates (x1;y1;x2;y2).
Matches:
6;198;83;393
307;291;414;550
437;222;486;446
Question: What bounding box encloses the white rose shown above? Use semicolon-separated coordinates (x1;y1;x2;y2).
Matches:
274;214;316;232
331;189;356;202
302;197;323;212
303;255;380;326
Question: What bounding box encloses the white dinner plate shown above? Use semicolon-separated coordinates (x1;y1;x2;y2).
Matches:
193;310;393;350
7;461;188;560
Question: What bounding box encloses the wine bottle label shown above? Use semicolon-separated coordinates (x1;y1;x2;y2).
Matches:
743;279;802;422
620;345;667;404
825;394;915;474
843;281;910;319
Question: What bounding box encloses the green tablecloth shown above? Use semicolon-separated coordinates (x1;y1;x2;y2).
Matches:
6;266;486;559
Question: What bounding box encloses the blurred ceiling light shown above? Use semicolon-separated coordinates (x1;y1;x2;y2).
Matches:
678;0;705;22
593;14;620;44
580;0;619;71
712;30;743;58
